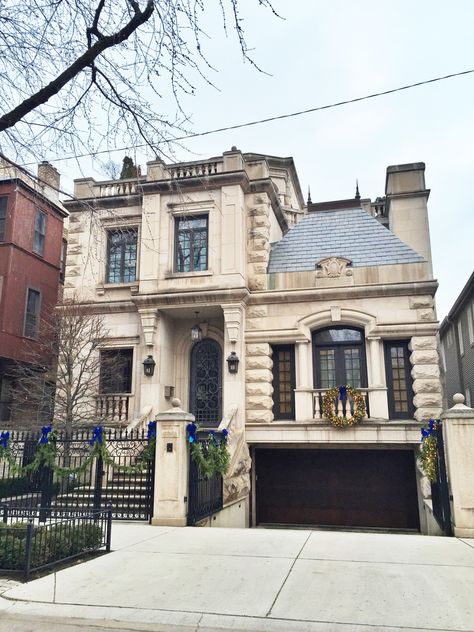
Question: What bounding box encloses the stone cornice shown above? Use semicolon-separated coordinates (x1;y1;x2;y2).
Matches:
248;280;438;305
131;287;250;309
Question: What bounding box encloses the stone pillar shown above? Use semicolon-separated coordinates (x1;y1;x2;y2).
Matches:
222;303;246;431
151;398;194;527
366;336;389;419
245;343;273;423
441;394;474;538
295;340;313;421
409;336;443;422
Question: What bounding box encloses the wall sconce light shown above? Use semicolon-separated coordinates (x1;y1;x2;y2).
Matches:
143;355;156;377
191;311;202;341
226;351;239;374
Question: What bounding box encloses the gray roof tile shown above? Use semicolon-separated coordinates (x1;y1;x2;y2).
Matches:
268;207;425;273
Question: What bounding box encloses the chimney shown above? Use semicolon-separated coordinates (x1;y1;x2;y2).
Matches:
385;162;432;275
37;161;60;191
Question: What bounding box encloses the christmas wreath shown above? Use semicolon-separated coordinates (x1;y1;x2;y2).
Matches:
322;385;366;428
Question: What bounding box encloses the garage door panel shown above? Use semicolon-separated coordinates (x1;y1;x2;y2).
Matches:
256;449;419;530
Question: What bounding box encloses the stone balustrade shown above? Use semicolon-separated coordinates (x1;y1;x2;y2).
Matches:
168;161;221;179
312;388;370;420
95;394;130;423
98;179;144;197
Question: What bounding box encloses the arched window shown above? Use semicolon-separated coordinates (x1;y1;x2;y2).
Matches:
189;338;222;427
312;327;367;388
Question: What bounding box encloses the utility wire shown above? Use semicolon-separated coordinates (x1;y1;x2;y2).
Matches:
19;67;474;167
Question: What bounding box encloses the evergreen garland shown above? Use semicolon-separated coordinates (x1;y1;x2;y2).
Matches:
322;385;366;428
418;419;438;483
187;425;230;479
0;422;156;477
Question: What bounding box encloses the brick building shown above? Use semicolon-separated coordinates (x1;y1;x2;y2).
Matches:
0;156;67;424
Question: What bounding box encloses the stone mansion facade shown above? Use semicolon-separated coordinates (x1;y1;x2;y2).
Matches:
63;149;442;533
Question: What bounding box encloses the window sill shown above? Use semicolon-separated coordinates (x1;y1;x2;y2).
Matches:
96;283;139;296
165;270;212;279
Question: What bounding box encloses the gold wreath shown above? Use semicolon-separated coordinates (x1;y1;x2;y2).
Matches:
322;386;366;428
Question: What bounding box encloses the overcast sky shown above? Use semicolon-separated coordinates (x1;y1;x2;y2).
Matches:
64;0;474;319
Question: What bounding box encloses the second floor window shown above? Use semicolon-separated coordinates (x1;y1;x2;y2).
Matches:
175;215;208;272
33;210;47;256
313;327;367;389
24;288;41;338
0;196;7;240
106;228;137;283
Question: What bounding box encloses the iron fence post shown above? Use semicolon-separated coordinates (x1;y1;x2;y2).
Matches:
1;503;7;523
39;465;53;523
93;453;104;516
106;503;112;552
24;520;34;581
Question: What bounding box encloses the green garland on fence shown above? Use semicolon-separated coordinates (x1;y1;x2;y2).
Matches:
187;425;230;479
418;419;438;483
0;423;157;478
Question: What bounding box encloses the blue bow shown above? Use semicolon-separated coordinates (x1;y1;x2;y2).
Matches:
221;428;229;443
186;423;197;444
147;420;157;440
89;426;103;446
39;425;52;445
0;431;10;449
339;386;347;400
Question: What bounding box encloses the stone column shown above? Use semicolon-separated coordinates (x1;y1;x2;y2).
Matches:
441;394;474;538
295;340;313;421
366;336;389;419
409;336;443;422
151;398;194;527
222;303;246;431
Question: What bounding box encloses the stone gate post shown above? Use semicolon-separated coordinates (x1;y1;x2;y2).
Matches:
151;398;194;526
441;393;474;538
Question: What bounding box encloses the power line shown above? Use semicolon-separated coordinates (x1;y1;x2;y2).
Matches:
21;67;474;167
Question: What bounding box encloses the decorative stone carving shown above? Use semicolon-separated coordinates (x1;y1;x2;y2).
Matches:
223;304;243;344
316;256;352;278
409;296;433;309
139;308;159;347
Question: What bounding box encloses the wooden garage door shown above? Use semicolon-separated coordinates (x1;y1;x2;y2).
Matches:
256;449;420;530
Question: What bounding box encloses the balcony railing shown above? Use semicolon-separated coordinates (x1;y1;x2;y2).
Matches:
95;394;130;423
312;388;370;421
168;160;221;180
98;179;144;197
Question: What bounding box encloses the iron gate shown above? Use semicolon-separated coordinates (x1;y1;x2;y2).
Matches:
0;428;155;521
431;422;452;536
187;431;223;525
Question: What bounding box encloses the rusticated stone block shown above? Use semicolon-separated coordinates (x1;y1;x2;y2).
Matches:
246;409;273;423
246;343;272;356
246;395;273;410
411;364;440;380
245;368;272;383
251;238;270;251
249;226;270;240
414;406;442;422
246;306;268;319
420;476;431;499
251;262;268;275
248;250;268;263
248;204;270;217
246;355;273;370
410;350;439;365
246;382;274;396
417;308;435;322
251;215;271;229
248;275;267;291
409;337;437;351
413;393;443;408
412;379;442;394
409;296;433;309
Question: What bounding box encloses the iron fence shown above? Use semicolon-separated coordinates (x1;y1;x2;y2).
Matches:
187;430;223;525
0;505;112;580
0;428;155;521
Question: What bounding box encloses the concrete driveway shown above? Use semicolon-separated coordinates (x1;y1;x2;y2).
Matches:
1;524;474;631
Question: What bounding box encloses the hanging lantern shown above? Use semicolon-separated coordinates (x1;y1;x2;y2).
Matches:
142;355;156;377
226;351;239;374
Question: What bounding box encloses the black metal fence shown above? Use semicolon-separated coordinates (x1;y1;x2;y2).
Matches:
431;422;452;536
0;505;112;580
187;431;223;525
0;428;155;521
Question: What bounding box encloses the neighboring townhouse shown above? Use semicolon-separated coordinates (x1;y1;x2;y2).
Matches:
63;150;442;533
0;157;67;426
439;271;474;408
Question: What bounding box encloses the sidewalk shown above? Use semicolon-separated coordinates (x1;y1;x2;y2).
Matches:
1;524;474;631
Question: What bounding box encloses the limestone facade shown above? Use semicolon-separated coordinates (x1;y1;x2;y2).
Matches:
63;152;442;532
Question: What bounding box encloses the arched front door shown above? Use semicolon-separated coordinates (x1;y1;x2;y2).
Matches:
189;338;222;428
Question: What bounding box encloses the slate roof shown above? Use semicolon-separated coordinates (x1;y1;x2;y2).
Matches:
268;207;425;273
